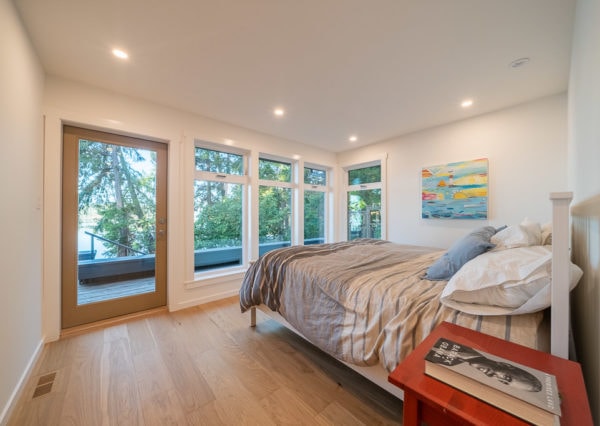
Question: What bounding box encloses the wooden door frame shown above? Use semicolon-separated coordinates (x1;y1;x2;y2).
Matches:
61;125;168;329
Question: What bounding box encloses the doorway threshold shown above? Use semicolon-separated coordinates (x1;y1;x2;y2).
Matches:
60;306;167;339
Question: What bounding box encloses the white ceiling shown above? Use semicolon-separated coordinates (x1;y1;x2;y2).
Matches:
14;0;576;152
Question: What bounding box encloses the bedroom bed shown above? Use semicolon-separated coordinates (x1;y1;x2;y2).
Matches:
239;193;582;399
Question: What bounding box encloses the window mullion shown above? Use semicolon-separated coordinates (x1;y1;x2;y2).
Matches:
347;182;380;191
258;179;295;189
306;185;327;192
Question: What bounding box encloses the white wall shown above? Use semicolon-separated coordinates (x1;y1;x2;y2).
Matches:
0;0;45;422
569;0;600;204
337;94;569;249
568;0;600;422
42;76;338;341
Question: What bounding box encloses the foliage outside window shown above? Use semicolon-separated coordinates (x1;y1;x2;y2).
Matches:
304;166;327;244
78;140;157;258
195;147;244;175
346;163;382;240
259;158;293;254
304;166;327;186
193;146;245;271
192;147;332;272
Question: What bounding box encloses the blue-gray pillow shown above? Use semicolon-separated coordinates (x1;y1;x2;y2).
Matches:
425;226;497;280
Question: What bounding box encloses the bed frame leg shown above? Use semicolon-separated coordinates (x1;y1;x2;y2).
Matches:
250;306;256;327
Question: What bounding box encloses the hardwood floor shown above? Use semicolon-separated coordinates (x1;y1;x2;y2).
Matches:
8;297;403;425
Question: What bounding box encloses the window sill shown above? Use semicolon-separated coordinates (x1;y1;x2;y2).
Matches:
185;266;247;290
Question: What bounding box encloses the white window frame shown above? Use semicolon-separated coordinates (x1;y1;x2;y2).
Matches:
302;162;332;244
341;155;387;240
192;141;250;280
256;154;298;250
187;144;336;286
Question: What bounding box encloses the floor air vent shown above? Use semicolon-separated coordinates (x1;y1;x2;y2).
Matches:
32;372;56;398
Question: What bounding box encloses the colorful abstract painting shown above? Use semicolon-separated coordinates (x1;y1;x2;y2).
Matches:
422;158;488;219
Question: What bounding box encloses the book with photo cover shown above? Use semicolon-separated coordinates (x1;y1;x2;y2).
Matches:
424;337;561;426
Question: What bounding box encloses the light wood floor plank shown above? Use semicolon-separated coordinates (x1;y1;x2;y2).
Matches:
138;388;188;426
249;315;401;425
184;401;229;426
144;314;216;414
131;339;188;425
58;345;104;424
235;323;343;414
127;316;159;357
170;306;233;360
259;385;332;426
102;337;143;425
317;400;372;426
8;297;402;425
193;349;278;425
133;347;179;399
197;330;280;400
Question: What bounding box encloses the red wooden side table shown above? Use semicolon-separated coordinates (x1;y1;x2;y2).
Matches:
388;322;592;425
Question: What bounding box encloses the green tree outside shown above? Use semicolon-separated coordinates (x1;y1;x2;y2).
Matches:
347;165;382;240
80;143;380;261
78;140;157;257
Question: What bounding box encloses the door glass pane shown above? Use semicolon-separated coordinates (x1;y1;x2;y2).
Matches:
259;185;291;254
347;189;381;240
193;180;243;271
77;140;157;305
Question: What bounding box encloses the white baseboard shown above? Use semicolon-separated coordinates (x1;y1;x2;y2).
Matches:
0;339;44;426
170;289;239;312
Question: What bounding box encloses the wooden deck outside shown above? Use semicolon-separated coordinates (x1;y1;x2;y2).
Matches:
77;276;155;305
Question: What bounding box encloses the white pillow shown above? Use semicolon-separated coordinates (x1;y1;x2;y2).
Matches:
521;217;542;244
440;245;583;315
491;218;542;250
541;222;552;245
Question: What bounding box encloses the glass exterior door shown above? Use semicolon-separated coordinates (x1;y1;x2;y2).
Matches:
62;126;167;329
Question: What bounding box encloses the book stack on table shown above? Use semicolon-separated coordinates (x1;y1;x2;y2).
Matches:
424;337;561;426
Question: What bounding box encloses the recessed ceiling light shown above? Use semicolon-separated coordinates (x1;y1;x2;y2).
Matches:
509;57;530;68
461;99;474;108
273;108;285;117
112;48;129;59
349;135;358;142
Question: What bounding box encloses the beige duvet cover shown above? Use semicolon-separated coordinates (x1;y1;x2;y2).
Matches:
240;239;546;372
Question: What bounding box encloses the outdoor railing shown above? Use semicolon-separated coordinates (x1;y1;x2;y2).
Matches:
78;238;325;284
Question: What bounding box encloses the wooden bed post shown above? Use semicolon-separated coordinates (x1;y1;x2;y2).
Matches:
550;192;573;359
250;306;256;327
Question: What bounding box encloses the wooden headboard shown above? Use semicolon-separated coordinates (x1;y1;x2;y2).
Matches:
570;193;600;424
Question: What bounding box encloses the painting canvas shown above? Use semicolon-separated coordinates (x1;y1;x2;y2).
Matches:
422;158;488;219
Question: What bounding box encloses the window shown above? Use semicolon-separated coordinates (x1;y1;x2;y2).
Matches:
192;144;333;276
258;157;294;255
345;162;384;240
304;166;327;244
193;146;247;271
